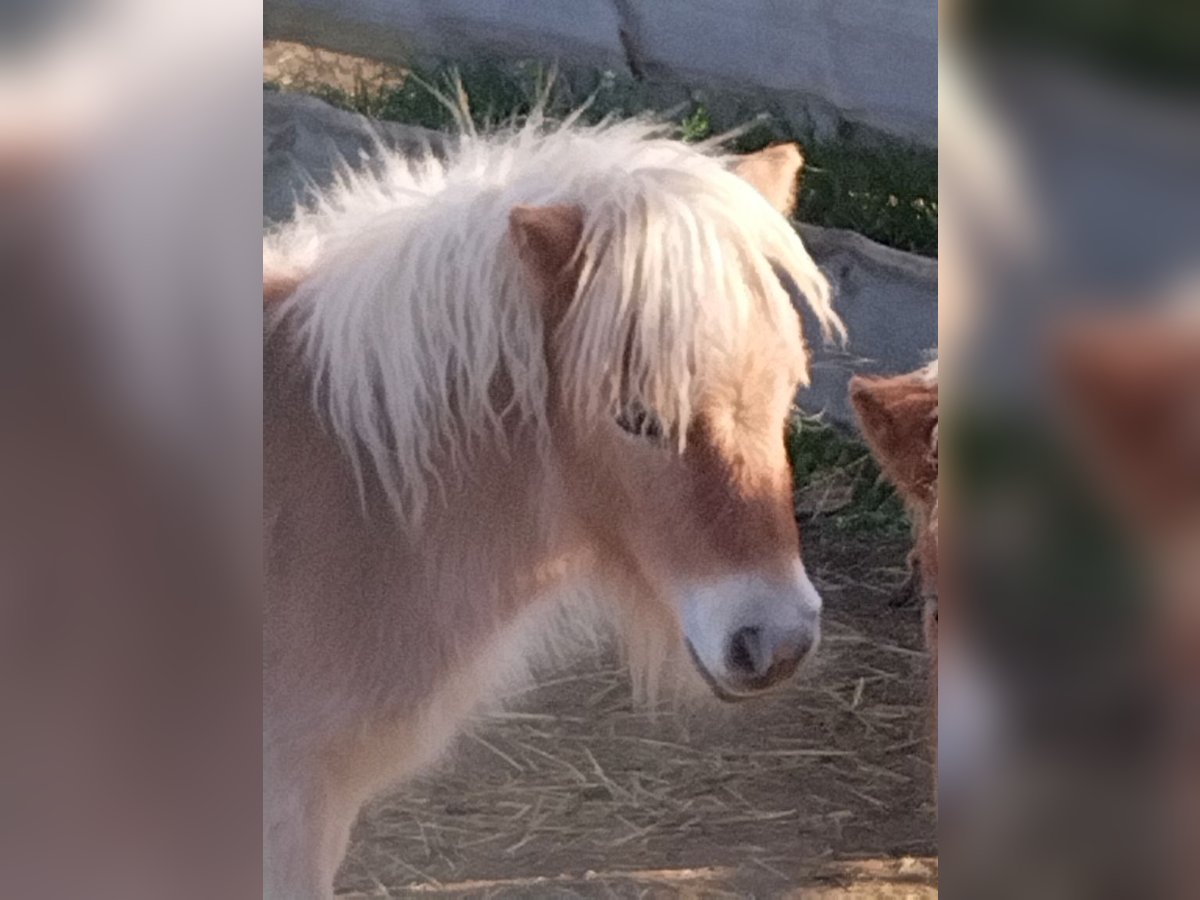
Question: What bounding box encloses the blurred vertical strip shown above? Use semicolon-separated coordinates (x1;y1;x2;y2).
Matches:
0;2;262;898
943;0;1198;895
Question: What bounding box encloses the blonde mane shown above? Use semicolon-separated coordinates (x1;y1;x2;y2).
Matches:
266;115;843;522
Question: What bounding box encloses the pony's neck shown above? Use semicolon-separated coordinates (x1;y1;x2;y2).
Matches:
269;311;591;637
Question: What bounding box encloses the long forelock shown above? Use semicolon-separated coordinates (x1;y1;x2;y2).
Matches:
266;115;841;524
559;164;837;447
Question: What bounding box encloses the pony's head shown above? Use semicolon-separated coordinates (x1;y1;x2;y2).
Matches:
271;119;844;701
508;143;838;700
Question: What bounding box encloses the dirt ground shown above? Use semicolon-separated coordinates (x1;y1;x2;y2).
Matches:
333;528;937;898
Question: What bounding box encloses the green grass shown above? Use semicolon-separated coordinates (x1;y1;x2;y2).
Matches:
785;412;911;538
268;58;937;257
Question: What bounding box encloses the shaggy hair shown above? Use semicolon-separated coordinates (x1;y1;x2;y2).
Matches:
266;114;843;522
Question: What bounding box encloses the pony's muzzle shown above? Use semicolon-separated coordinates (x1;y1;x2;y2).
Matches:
680;561;822;701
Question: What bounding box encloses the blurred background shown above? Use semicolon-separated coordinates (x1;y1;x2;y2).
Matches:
942;1;1199;896
2;0;1198;896
1;3;262;898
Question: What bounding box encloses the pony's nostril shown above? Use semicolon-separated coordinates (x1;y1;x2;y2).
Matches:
726;626;814;684
727;626;764;676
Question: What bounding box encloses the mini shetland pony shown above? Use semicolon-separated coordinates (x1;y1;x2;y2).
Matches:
850;363;939;765
264;116;843;898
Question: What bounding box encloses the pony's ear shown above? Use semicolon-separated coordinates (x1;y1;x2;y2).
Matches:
509;204;585;312
733;143;805;216
850;373;938;505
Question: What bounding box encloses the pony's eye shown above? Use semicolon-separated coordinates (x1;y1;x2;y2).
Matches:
616;402;664;441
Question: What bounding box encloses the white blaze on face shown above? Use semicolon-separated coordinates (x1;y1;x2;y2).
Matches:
679;558;822;698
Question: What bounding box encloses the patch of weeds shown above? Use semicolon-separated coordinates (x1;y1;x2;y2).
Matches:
679;105;712;142
301;60;612;131
722;117;937;256
786;411;911;538
797;140;936;257
668;102;935;255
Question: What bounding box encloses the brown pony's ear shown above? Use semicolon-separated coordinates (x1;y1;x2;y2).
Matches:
509;204;585;316
850;373;939;505
733;143;805;216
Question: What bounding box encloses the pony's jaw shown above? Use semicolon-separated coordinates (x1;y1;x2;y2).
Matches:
678;558;822;700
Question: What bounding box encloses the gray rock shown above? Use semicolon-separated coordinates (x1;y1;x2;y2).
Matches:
796;224;937;427
264;90;446;224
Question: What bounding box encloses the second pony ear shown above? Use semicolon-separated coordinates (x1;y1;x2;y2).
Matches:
849;372;939;506
732;143;805;217
508;204;585;318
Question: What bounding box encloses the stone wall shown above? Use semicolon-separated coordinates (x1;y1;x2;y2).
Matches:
264;0;936;146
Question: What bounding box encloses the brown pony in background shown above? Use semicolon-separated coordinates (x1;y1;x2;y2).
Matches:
849;363;939;764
